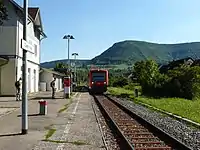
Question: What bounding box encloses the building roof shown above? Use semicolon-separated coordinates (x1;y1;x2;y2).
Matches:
40;68;66;77
159;57;194;73
8;0;47;39
28;7;39;20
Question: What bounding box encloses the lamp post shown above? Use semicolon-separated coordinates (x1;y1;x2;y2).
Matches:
63;35;75;67
72;53;78;83
63;35;74;92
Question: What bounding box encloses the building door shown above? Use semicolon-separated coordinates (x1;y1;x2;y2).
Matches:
28;68;31;93
33;69;36;92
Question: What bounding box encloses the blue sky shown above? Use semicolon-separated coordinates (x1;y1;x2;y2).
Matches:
15;0;200;63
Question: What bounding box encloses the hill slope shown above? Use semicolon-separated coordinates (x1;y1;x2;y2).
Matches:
40;59;91;68
91;40;200;65
41;40;200;68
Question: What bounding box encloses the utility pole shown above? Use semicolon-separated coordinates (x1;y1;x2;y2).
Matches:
63;35;75;92
72;53;78;83
22;0;28;134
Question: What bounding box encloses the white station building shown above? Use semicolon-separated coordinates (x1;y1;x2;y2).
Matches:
0;0;46;96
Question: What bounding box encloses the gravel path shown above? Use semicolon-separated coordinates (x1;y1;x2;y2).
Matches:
110;96;200;150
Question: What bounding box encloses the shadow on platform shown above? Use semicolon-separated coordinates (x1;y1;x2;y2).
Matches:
30;97;61;100
0;100;18;102
74;86;88;93
0;132;22;137
17;113;41;117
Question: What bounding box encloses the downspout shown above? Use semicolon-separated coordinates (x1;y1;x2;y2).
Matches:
15;21;20;81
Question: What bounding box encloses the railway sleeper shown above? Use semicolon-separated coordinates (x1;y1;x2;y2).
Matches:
134;142;169;148
131;137;159;140
125;132;154;135
135;147;172;150
121;129;149;133
132;138;161;143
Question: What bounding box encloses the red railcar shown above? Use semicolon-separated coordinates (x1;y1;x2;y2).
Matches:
88;69;109;94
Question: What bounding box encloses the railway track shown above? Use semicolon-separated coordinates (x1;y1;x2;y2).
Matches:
93;94;192;150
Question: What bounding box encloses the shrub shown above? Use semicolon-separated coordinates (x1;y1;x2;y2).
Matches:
124;83;138;90
166;65;200;100
133;60;200;100
112;76;128;87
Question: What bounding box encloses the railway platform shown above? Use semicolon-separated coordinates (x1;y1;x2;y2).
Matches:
0;91;104;150
32;92;105;150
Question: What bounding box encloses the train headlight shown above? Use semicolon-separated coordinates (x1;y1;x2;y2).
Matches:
92;82;94;84
104;82;106;84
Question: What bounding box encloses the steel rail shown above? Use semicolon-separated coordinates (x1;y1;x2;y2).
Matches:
104;94;193;150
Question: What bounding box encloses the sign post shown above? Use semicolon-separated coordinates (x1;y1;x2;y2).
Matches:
63;76;70;98
21;0;28;135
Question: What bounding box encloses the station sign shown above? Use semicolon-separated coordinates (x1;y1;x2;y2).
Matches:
21;39;34;53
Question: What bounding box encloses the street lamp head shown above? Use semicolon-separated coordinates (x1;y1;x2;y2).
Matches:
63;35;75;40
72;53;78;56
70;35;75;39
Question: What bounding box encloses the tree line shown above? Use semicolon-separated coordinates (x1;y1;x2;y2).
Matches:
110;59;200;100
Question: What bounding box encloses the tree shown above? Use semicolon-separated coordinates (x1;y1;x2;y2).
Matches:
54;62;69;75
133;59;162;96
0;1;8;25
55;62;68;69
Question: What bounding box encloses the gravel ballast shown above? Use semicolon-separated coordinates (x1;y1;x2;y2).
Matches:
110;96;200;150
91;97;120;150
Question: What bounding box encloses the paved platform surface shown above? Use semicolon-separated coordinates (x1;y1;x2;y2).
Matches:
0;91;70;150
33;93;106;150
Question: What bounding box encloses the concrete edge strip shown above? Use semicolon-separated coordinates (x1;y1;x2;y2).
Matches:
91;97;109;150
135;100;200;128
56;93;81;150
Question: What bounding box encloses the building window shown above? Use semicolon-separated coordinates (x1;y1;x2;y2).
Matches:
34;44;37;56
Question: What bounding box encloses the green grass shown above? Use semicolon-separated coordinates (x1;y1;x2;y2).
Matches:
58;99;72;113
42;139;89;145
45;128;56;140
58;92;78;113
108;87;200;123
108;87;134;98
136;97;200;123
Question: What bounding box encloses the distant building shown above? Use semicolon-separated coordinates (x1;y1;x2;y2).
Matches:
159;57;194;74
39;68;65;92
0;0;46;96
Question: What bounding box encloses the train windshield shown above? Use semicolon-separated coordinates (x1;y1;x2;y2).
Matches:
92;72;106;81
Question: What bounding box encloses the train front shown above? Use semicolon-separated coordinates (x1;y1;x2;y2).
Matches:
89;69;108;94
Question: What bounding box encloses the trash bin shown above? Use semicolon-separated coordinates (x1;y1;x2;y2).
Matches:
38;100;47;115
134;89;139;97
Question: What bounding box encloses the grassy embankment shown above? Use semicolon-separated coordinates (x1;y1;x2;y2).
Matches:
108;87;200;123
